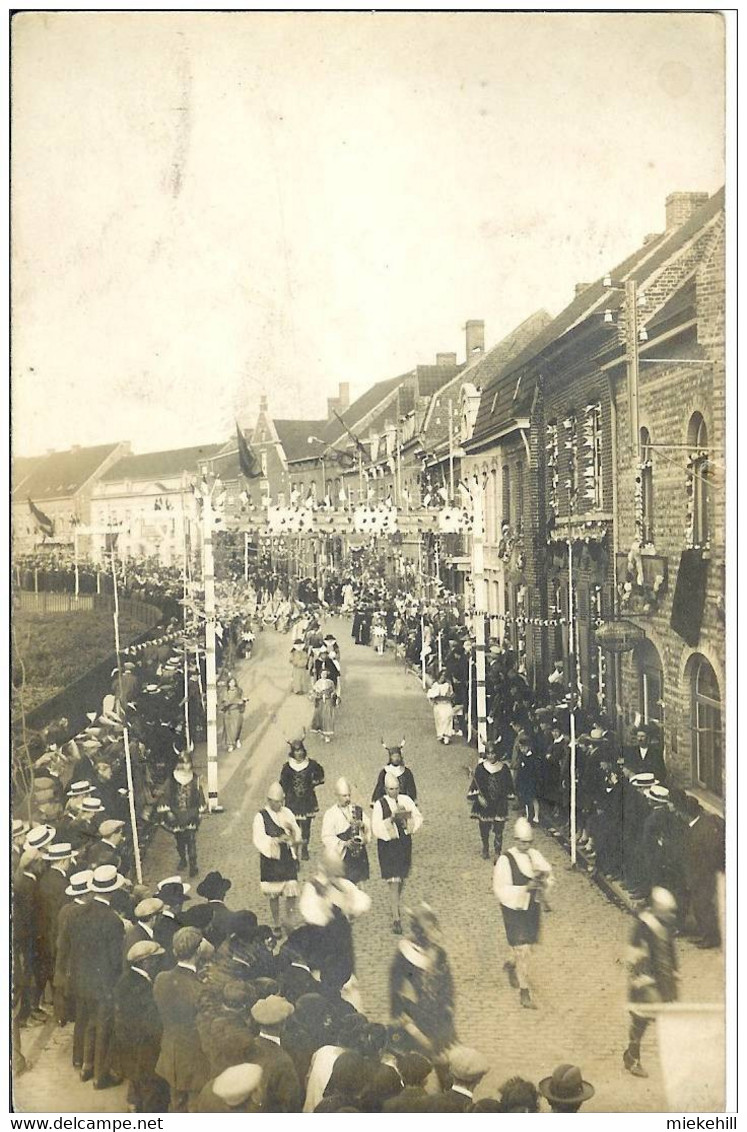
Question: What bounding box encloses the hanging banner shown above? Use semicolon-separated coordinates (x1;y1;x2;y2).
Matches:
437;507;473;533
353;506;398;534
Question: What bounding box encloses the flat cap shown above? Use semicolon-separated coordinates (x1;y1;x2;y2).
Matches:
212;1063;263;1107
250;994;294;1026
99;819;126;838
134;897;164;919
448;1045;490;1083
127;940;165;964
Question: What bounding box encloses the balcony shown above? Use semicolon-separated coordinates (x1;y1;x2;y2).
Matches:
616;550;669;616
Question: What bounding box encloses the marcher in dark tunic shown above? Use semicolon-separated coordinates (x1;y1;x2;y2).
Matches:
623;887;679;1078
514;734;541;824
389;904;457;1068
279;738;325;860
468;745;514;860
156;760;206;878
371;745;417;805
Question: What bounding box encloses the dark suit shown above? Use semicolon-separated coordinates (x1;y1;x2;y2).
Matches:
203;901;233;949
434;1087;474;1112
68;897;124;1083
13;870;44;1020
278;962;320;1004
36;867;69;988
154;964;207;1111
53;898;88;1037
113;968;169;1112
687;813;725;945
122;923;159;969
154;909;184;960
624;744;667;782
85;839;123;871
251;1034;303;1113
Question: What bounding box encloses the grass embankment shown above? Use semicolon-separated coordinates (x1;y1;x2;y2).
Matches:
12;610;141;714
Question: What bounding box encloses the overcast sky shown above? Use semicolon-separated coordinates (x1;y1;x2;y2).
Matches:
11;11;724;457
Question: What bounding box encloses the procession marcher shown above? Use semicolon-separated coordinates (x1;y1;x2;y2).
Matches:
309;670;337;743
389;904;457;1071
68;865;126;1089
113;941;170;1113
538;1063;596;1112
249;995;304;1112
623;886;679;1078
321;778;371;885
371;740;417;804
252;782;302;937
299;848;371;1007
154;927;209;1111
156;757;206;878
220;676;246;751
426;669;455;744
467;743;514;861
493;817;554;1009
279;737;325;860
372;774;423;934
290;639;309;695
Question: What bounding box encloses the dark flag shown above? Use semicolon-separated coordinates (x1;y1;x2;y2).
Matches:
331;408;369;460
236;422;261;479
28;497;54;538
329;448;357;470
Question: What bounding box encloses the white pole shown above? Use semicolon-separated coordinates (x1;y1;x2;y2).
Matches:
420;614;427;688
448;399;455;503
568;537;577;866
467;651;474;744
110;550;143;884
437;629;443;670
244;531;249;582
203;489;222;812
74;531;79;599
472;480;488;753
182;523;191;752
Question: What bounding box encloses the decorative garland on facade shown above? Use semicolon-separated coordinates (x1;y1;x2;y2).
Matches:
582;402;603;509
563;413;579;514
515;585;528;673
588;583;607;713
684;448;710;550
545;421;559;520
546;519;610;547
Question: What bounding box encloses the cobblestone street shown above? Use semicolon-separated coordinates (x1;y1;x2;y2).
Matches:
14;617;725;1113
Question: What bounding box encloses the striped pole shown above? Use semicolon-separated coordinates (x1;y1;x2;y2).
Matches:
110;550;143;884
471;481;488;753
202;489;222;812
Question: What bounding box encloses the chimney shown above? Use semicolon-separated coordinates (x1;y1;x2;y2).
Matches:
436;352;457;367
465;319;485;360
665;191;709;231
338;382;350;410
574;283;590;297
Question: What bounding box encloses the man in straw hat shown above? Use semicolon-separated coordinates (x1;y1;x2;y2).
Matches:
252;782;302;937
13;846;48;1025
37;842;75;1015
68;865;126;1088
493;817;554;1009
538;1063;595;1112
623;885;679;1078
53;870;93;1051
113;940;169;1112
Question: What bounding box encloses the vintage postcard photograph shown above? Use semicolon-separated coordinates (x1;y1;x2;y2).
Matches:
9;9;731;1118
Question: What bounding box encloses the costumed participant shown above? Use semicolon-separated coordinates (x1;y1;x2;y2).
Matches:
252;782;302;937
309;669;337;743
321;778;371;885
467;743;514;861
427;669;455;744
371;739;417;804
514;731;542;824
299;847;371;1008
493;817;554;1010
372;774;423;935
279;735;325;860
220;676;246;752
389;903;457;1069
623;886;679;1078
289;639;309;695
156;756;206;878
341;580;355;614
372;612;387;655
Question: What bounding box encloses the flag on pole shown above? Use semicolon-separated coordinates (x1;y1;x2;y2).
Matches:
28;497;54;538
236;422;261;479
331;408;369;460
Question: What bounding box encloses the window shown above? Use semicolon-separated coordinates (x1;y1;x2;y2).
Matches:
635;639;663;726
260;451;268;477
640;427;654;545
691;656;723;796
687;413;710;548
583;402;603;510
502;465;511;526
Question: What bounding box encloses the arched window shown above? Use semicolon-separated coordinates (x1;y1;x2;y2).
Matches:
691;656;723;796
687;413;710;547
635;638;664;726
640;427;654;545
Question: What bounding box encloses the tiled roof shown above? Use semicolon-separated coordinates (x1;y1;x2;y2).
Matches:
414;363;464;397
274;419;328;464
321;374;411;447
470;187;724;444
12;443;123;502
12;454;46;495
101;444;223;483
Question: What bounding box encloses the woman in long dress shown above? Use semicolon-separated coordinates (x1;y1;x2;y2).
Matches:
372;613;387;655
221;676;246;751
290;639;309;695
310;674;337;742
427;669;455;745
341;581;355;615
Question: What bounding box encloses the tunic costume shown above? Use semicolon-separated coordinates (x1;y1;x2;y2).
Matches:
372;794;423;882
468;760;514;857
427;679;455;740
252;807;301;897
290;647;309;695
493;845;553;946
279;757;325;820
626;909;679;1065
371;763;417;805
515;747;542;808
321;803;371;884
310;677;337;738
157;774;206;874
389;940;457;1055
220;685;245;747
299;875;371;1001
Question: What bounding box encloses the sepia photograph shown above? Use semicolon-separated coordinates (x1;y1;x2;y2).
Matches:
9;9;731;1118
